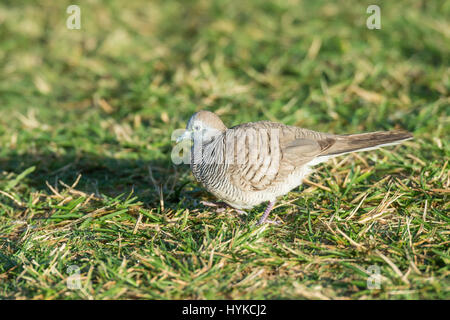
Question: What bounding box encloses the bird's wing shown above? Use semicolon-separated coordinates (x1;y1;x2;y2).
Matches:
226;121;335;191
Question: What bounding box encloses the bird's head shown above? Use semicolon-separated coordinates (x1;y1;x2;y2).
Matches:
177;110;227;144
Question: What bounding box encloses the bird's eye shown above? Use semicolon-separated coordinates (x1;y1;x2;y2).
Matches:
193;125;201;131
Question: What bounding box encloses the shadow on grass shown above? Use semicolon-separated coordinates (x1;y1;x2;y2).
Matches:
0;150;208;271
0;150;197;211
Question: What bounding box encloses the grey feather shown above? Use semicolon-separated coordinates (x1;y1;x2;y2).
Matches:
180;111;412;212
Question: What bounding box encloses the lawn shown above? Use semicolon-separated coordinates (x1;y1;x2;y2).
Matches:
0;0;448;299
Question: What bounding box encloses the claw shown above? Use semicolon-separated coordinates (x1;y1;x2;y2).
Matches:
200;201;221;207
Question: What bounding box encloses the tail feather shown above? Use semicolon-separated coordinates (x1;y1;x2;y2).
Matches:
323;131;413;156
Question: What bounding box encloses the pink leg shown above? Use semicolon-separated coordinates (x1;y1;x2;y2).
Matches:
257;200;276;225
201;201;246;215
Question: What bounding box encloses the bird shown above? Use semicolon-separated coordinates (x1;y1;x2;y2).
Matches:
176;110;412;224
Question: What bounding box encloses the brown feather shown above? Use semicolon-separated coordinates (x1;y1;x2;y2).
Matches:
323;131;413;156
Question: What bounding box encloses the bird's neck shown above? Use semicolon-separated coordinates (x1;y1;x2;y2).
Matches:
190;133;225;177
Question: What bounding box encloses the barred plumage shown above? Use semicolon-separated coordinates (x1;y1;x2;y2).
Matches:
179;110;412;223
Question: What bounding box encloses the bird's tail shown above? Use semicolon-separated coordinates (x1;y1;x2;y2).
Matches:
322;131;413;157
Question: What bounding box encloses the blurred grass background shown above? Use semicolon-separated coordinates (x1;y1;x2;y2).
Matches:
0;0;448;299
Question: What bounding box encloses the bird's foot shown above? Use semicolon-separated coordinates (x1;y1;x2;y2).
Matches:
200;201;246;215
200;201;221;208
200;201;225;213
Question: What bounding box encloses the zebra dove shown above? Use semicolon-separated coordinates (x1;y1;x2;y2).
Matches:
177;110;412;224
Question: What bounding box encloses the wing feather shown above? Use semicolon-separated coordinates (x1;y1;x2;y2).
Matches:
226;121;336;191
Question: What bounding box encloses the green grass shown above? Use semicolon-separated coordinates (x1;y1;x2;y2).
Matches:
0;0;449;299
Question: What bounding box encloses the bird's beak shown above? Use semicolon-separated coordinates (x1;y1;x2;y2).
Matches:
176;130;192;143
